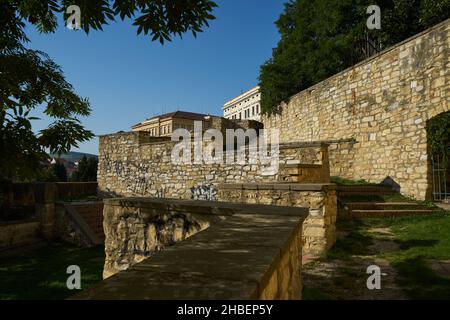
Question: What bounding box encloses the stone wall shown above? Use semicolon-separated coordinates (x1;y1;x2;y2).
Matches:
98;133;334;257
55;182;98;201
55;202;104;248
0;182;100;250
102;199;212;279
73;198;308;300
98;131;329;198
218;183;336;258
262;19;450;200
0;219;40;250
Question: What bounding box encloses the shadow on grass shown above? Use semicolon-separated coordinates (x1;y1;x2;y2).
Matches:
394;257;450;300
325;219;375;260
397;239;439;250
0;242;104;300
302;286;333;300
306;213;450;300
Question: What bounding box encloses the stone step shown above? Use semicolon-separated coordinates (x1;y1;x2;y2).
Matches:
337;185;395;196
349;209;440;218
345;202;428;210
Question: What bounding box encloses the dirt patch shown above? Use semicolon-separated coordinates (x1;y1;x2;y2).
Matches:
427;260;450;279
369;239;401;254
303;254;407;300
303;226;407;300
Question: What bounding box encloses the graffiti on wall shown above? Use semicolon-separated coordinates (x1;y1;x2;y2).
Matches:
190;185;217;201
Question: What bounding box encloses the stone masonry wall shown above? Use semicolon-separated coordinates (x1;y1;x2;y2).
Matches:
98;132;329;198
0;219;40;250
73;199;308;300
262;20;450;200
218;184;337;258
102;200;212;279
98;133;334;257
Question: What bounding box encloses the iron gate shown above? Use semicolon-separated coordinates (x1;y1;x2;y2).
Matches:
431;153;450;201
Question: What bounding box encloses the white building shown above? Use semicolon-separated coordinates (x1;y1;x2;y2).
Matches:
223;86;261;121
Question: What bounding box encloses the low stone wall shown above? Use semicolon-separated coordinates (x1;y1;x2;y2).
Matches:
0;182;100;250
74;198;308;300
218;183;337;258
55;182;98;200
0;219;40;250
0;183;36;221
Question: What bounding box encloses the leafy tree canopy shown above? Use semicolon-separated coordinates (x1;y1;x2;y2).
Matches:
259;0;450;114
47;160;68;182
70;156;98;182
427;111;450;168
0;0;217;181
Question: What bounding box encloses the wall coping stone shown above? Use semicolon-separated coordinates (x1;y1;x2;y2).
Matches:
55;201;104;206
219;183;336;192
103;198;309;217
280;164;323;169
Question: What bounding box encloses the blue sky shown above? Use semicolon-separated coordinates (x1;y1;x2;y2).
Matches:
27;0;286;155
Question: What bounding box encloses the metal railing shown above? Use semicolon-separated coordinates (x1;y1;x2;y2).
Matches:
431;153;450;201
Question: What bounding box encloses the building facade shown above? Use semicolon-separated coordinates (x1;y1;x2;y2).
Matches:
223;86;261;121
131;111;212;136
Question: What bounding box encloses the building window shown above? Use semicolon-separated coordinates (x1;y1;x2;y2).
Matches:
252;106;255;115
256;105;259;114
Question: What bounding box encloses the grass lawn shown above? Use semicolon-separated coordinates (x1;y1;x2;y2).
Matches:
0;242;104;300
331;176;378;186
303;212;450;300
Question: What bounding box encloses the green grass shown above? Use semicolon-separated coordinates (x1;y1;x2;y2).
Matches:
377;214;450;299
318;213;450;299
331;176;377;186
338;193;442;212
379;214;450;261
0;242;104;300
302;287;333;300
339;193;417;203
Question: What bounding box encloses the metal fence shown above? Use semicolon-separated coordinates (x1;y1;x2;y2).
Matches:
350;34;382;66
431;153;450;201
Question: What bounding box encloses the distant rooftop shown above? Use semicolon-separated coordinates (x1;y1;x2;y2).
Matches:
132;110;213;128
148;111;211;121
